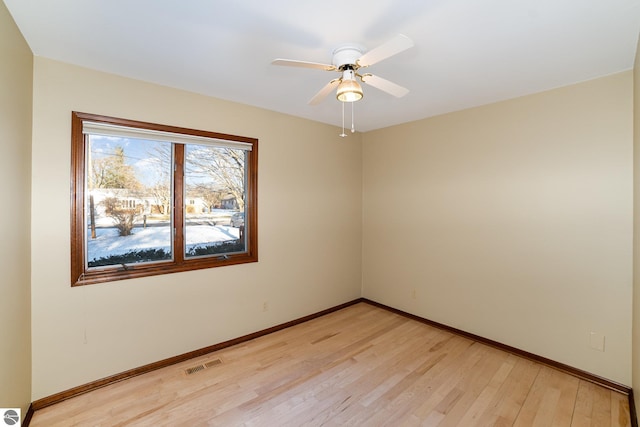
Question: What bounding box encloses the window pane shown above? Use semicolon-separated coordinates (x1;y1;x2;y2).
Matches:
184;144;247;258
85;136;173;268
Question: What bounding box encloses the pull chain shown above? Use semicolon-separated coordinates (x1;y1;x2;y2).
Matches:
339;101;347;137
351;101;355;133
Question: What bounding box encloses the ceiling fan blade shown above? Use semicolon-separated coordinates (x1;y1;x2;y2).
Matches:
272;59;336;71
357;34;414;68
361;74;409;98
308;79;340;105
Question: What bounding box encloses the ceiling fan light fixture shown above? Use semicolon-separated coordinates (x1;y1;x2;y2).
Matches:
336;79;363;102
336;69;363;102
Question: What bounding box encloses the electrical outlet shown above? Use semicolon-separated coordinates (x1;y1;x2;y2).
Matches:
412;289;417;299
263;301;269;312
589;332;605;352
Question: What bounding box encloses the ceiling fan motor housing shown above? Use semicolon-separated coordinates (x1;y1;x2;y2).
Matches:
332;45;364;70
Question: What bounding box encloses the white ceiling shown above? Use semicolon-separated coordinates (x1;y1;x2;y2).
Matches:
5;0;640;132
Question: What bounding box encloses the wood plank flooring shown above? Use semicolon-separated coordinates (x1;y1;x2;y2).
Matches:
30;303;631;426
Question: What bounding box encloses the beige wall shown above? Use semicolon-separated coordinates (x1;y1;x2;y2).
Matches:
30;58;362;399
633;33;640;410
363;72;633;385
0;0;32;415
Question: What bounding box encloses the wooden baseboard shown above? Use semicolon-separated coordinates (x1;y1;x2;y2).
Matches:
363;298;637;426
362;298;631;394
31;298;365;411
29;296;637;427
22;403;34;427
630;389;639;427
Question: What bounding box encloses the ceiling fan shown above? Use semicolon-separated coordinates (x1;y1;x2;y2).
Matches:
272;34;414;105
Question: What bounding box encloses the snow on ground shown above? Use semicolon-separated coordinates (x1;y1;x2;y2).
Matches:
87;224;240;261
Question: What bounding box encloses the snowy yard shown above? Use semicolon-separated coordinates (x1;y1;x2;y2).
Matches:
87;224;240;261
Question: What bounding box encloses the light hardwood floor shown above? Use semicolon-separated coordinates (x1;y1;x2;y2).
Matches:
31;303;631;426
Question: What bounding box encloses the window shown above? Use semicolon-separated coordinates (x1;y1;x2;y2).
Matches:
71;112;258;286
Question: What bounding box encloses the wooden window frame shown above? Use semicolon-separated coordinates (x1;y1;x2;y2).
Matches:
71;111;258;286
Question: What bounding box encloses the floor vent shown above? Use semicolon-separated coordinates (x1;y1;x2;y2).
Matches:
185;358;223;375
204;359;222;368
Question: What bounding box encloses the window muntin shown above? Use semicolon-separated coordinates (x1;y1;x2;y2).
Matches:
71;112;258;286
